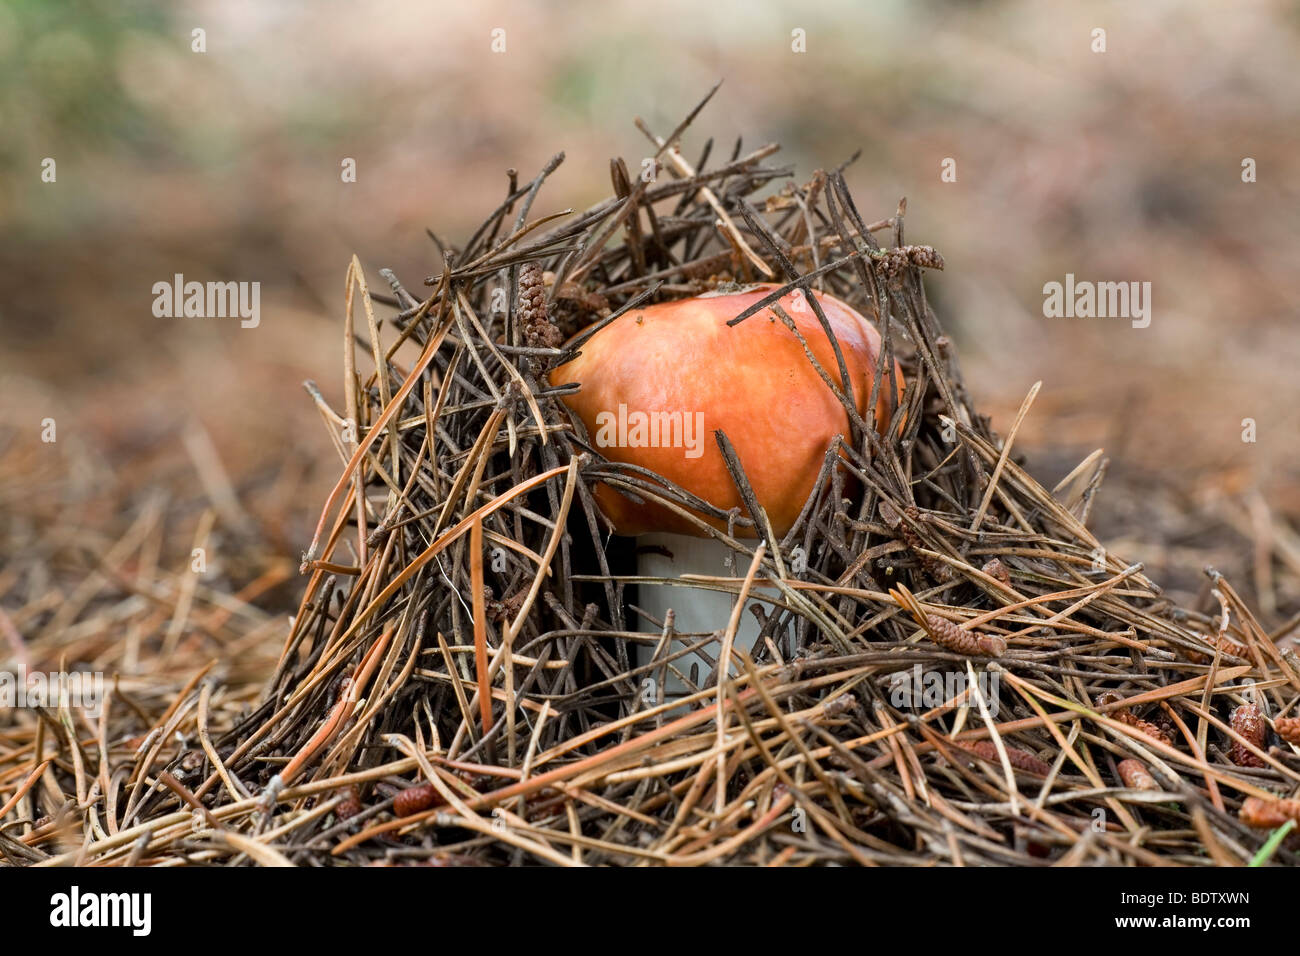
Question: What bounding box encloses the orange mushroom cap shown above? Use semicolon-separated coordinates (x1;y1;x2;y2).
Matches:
549;283;903;538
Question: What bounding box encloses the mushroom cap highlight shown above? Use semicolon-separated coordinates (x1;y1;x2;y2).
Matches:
549;283;903;537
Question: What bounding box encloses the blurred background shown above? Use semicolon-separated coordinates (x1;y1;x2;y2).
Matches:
3;0;1300;675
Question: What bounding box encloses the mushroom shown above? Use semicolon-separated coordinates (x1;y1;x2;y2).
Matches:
550;282;902;698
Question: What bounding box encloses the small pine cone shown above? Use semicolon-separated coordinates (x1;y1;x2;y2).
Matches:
336;785;362;820
1113;710;1174;746
393;782;443;817
500;588;526;621
875;249;910;284
518;263;564;350
900;506;926;549
523;317;565;350
485;586;527;623
925;612;1006;657
1214;635;1251;659
517;263;547;325
541;320;568;347
1097;692;1174;746
958;739;1051;776
981;558;1011;586
1189;633;1251;664
902;244;945;271
1274;715;1300;745
1239;796;1300;829
1117;758;1157;791
898;505;952;582
1229;702;1267;768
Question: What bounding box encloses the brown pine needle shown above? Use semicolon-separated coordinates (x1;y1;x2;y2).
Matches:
471;515;491;736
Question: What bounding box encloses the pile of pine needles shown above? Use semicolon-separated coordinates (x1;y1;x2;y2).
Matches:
0;398;296;866
9;91;1300;866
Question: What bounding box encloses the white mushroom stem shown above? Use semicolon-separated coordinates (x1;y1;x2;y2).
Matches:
634;532;763;701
